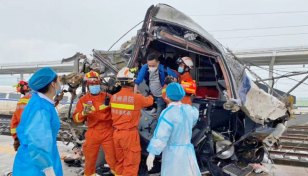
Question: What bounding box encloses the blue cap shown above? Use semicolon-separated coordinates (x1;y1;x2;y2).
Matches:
166;82;185;101
29;67;57;91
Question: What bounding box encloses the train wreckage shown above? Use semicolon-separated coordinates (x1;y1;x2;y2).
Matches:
1;4;295;176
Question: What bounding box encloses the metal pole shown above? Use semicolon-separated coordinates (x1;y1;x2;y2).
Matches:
257;71;308;82
20;73;24;81
269;52;276;93
284;74;308;96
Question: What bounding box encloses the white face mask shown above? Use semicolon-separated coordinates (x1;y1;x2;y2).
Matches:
149;67;157;73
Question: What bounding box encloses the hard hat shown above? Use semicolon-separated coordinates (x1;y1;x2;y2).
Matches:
13;81;30;93
116;67;135;82
84;71;101;85
181;79;196;94
177;57;194;70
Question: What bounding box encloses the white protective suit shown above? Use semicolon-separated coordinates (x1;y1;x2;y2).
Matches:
147;103;201;176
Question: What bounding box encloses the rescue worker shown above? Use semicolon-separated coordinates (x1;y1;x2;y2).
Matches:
175;56;194;81
10;81;32;151
134;53;177;117
111;67;154;176
73;71;116;176
13;67;63;176
146;82;201;176
162;78;196;105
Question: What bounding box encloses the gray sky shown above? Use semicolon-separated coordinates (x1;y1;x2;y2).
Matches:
0;0;308;98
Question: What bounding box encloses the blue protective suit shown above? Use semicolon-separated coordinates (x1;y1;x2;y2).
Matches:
147;104;201;176
13;92;63;176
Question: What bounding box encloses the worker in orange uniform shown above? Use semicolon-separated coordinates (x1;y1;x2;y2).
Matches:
73;71;117;176
175;56;194;81
180;79;197;105
111;67;154;176
162;78;196;105
10;81;32;151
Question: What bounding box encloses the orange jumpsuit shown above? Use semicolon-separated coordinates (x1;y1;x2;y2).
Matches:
10;93;32;140
110;88;153;176
173;70;193;82
73;92;116;176
162;85;193;105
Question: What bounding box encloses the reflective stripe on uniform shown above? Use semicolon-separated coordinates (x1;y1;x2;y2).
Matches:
182;82;192;85
185;88;195;92
110;170;115;175
75;113;81;123
84;174;96;176
99;104;109;110
11;128;16;134
162;89;166;93
111;103;134;110
17;99;29;104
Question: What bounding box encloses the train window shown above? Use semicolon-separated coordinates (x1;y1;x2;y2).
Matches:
60;96;69;102
9;93;21;99
0;93;6;98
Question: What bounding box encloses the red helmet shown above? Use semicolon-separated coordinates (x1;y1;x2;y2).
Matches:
84;71;101;85
181;79;196;94
14;81;30;93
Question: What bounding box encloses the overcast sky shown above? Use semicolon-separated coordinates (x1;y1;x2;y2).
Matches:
0;0;308;98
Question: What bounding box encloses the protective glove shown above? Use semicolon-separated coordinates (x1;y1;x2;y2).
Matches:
13;138;20;151
146;153;155;171
43;167;56;176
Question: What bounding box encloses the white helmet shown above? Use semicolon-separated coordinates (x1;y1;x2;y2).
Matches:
116;67;136;82
177;57;194;70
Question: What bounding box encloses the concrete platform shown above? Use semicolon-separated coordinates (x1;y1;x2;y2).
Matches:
1;135;308;176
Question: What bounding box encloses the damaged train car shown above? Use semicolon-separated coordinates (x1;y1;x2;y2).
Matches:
59;4;291;176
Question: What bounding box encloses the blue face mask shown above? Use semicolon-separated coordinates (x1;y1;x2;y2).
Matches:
89;85;101;95
56;89;61;95
55;85;62;96
178;67;184;73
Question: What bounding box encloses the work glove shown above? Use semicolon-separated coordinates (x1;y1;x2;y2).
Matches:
13;138;20;151
146;153;155;171
43;167;56;176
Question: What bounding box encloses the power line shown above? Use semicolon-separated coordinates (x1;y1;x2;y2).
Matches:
189;10;308;17
218;32;308;39
244;61;308;86
209;24;308;32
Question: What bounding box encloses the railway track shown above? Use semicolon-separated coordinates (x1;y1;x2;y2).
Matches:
267;124;308;167
2;115;308;167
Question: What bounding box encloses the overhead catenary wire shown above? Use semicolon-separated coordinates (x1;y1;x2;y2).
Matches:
218;32;308;39
189;10;308;17
209;24;308;32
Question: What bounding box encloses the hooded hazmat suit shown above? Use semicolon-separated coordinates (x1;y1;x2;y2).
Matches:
147;103;201;176
12;92;62;176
